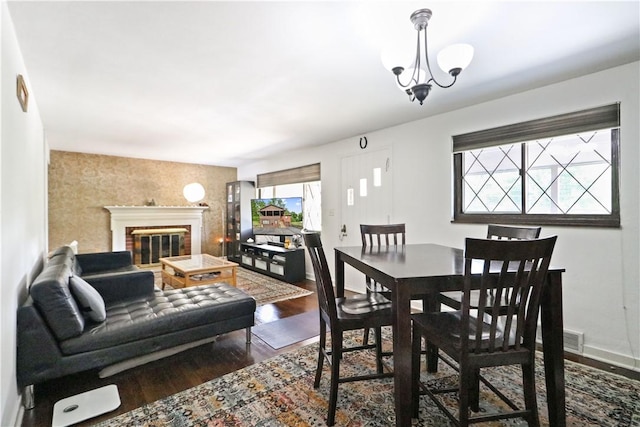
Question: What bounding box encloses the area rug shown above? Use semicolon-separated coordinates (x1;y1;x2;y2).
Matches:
95;329;640;427
252;310;321;349
155;267;312;306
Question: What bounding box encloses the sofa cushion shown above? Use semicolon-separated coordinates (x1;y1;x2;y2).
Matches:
76;251;137;275
48;246;82;275
81;266;139;280
30;262;85;340
60;283;256;355
70;275;106;322
49;245;75;259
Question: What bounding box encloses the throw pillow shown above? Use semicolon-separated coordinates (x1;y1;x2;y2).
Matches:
69;275;106;322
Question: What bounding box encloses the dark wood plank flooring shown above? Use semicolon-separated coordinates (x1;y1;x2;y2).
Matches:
19;279;639;427
20;280;322;427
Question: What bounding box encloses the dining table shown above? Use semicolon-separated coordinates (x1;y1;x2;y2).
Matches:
334;243;566;427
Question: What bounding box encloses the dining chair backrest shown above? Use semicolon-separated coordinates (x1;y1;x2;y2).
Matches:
487;224;541;240
360;224;406;248
461;236;556;354
302;232;337;321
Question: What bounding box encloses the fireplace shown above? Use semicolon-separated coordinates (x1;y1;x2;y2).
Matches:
105;206;208;260
127;226;190;266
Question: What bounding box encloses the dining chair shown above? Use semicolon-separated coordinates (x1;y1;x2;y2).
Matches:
360;224;406;292
439;224;542;311
411;236;557;426
359;223;405;345
302;231;394;426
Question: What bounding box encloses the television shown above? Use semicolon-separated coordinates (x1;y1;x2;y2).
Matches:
251;197;303;237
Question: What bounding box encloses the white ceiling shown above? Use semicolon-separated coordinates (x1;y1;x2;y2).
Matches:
7;1;640;167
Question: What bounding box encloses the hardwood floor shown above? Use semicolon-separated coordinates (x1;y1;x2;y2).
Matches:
19;278;640;427
20;280;321;427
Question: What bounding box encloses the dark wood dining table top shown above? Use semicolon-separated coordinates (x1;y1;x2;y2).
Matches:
340;243;464;281
335;243;563;292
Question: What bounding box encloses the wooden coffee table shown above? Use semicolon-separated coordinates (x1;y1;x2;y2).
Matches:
159;254;238;289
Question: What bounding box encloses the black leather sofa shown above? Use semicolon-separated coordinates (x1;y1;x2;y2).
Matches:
17;246;256;407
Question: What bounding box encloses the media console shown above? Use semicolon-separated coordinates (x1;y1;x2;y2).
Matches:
240;242;305;283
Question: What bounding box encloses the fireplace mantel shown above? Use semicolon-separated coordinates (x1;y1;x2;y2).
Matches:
105;206;209;253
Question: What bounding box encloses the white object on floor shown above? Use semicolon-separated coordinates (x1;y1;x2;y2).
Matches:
51;384;120;427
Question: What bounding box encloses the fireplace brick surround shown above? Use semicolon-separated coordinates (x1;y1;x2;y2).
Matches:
105;206;208;258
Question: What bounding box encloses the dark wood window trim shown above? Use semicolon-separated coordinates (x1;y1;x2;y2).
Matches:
453;104;621;228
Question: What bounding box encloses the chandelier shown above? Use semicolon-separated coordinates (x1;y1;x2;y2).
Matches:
386;9;474;105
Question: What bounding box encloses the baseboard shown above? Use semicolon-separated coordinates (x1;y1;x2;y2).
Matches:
9;394;25;427
581;344;640;373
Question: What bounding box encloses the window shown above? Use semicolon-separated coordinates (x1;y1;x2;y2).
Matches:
257;163;322;231
453;104;620;227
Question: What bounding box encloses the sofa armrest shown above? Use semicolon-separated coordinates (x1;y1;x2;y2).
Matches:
17;302;65;388
76;251;135;274
83;270;155;304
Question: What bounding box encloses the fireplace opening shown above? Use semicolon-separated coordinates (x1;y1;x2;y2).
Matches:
126;226;191;266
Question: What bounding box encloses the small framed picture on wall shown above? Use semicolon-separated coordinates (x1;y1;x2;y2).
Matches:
17;74;29;112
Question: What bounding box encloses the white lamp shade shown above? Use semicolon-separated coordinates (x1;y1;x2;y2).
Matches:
380;30;416;71
437;43;474;73
183;182;205;203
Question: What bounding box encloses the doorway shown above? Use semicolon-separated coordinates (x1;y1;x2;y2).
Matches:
340;148;393;247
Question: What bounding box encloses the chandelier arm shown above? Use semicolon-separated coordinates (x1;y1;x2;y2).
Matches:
422;28;457;89
414;29;423;88
398;31;423;89
395;74;411;89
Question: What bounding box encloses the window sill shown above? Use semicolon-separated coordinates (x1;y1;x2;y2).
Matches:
452;213;620;228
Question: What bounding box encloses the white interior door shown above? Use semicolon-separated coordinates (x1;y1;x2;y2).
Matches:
340;148;393;247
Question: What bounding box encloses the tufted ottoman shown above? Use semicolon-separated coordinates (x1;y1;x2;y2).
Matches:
59;283;256;355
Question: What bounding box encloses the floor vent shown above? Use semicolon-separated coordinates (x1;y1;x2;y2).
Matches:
563;329;584;353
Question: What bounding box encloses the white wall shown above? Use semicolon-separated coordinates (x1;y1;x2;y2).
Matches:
1;2;47;425
239;62;640;372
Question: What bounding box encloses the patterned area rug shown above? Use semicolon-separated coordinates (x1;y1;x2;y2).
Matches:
155;267;312;306
95;329;640;426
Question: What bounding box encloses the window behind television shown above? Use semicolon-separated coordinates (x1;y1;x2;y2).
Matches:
256;178;321;233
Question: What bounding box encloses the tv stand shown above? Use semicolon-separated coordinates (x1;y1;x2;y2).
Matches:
240;242;305;283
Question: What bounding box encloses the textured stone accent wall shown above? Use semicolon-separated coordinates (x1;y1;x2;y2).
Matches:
48;151;237;255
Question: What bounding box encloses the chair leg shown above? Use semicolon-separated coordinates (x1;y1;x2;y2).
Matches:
314;320;326;389
469;368;480;412
411;327;421;419
363;328;371;346
327;331;342;426
374;327;383;373
458;363;471;427
423;297;440;372
363;281;373;346
522;361;540;427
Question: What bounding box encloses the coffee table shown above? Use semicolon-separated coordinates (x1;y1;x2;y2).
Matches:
159;254;238;289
